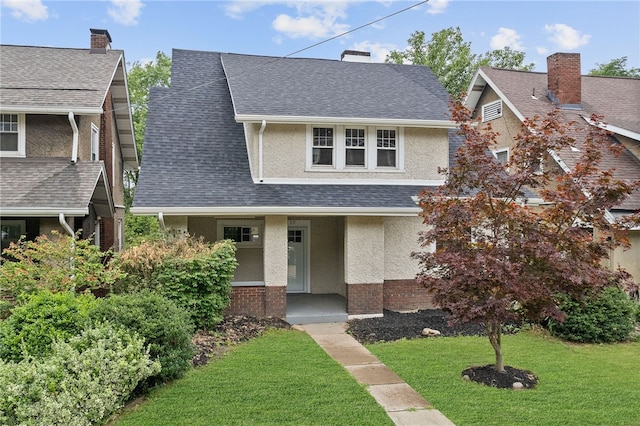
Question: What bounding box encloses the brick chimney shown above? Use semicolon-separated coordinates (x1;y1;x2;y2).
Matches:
546;52;581;109
90;28;112;53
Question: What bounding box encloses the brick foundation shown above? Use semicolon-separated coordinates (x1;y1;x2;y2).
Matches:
347;283;383;315
226;285;286;318
226;286;266;317
383;279;437;312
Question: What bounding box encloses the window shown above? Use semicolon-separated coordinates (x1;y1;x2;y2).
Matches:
376;129;396;167
312;127;333;166
482;100;502;122
0;113;25;156
345;128;365;166
217;220;262;247
91;123;99;161
493;148;509;166
1;220;25;253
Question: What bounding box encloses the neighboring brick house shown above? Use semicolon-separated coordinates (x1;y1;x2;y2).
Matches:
0;29;138;253
132;49;460;321
465;52;640;283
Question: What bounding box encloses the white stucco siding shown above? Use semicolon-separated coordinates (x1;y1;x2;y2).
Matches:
163;216;188;238
262;124;306;178
344;216;384;284
613;229;640;283
263;215;287;287
403;128;449;181
383;216;427;280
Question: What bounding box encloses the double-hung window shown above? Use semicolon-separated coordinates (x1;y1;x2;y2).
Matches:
312;127;334;166
217;220;262;247
0;113;25;157
493;148;509;166
345;127;366;167
376;128;397;167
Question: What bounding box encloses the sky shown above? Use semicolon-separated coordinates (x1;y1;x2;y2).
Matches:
1;0;639;74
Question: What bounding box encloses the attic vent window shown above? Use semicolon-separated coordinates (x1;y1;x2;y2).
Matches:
482;100;503;122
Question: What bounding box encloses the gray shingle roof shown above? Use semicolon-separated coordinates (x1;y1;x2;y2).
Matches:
133;49;451;212
0;158;112;216
0;45;123;111
221;53;451;121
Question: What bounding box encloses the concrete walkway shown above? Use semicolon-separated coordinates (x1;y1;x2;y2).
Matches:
300;322;455;426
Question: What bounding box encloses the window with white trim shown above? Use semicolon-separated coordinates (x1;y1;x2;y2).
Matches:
91;123;100;161
0;113;25;157
312;127;334;166
482;100;502;122
217;220;263;247
493;148;509;166
376;128;397;167
345;127;366;167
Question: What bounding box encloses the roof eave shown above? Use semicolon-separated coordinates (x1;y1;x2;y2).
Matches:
0;208;89;217
131;206;422;217
235;114;457;129
0;105;104;115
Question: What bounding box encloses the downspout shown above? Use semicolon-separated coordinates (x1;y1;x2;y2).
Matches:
58;213;76;290
258;120;266;182
68;112;79;164
158;212;166;232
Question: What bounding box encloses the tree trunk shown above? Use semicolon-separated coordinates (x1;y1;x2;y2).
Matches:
487;321;504;372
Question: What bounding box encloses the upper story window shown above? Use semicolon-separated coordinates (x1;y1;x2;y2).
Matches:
307;125;403;172
482;100;502;122
91;123;100;161
345;128;366;167
376;129;397;168
493;148;509;166
312;127;334;166
0;113;25;157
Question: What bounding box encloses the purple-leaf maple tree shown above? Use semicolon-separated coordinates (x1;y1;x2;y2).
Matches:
415;100;640;372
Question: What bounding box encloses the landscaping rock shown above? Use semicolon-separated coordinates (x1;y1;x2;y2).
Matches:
422;327;442;336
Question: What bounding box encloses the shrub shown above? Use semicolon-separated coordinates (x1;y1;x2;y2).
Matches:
88;291;195;389
0;231;123;300
0;323;160;426
0;291;96;362
115;237;237;330
547;286;637;343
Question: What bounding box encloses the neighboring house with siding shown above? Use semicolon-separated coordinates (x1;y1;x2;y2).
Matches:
132;49;458;322
465;52;640;284
0;29;138;253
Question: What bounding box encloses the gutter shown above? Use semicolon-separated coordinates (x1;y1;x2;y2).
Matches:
68;112;78;164
132;206;422;217
258;120;266;182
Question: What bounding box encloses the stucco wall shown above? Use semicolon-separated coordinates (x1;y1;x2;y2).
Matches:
344;216;384;284
264;216;287;287
613;229;640;283
383;216;428;280
250;123;448;181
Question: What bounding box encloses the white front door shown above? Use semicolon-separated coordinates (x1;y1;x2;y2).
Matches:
287;226;308;293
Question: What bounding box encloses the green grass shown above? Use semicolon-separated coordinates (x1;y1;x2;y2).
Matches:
113;328;393;426
367;330;640;426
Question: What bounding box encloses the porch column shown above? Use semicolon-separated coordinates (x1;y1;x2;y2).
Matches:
263;215;287;317
344;216;384;316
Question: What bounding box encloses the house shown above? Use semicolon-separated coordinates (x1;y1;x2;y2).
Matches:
465;52;640;284
0;29;138;253
132;48;459;322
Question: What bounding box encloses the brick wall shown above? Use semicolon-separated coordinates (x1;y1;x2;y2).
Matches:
347;283;383;315
265;286;286;318
383;279;437;312
226;286;266;317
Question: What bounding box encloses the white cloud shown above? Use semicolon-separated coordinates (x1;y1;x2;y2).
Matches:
272;2;350;39
536;46;549;55
2;0;48;22
223;1;274;20
427;0;450;15
108;0;144;26
544;23;590;50
350;40;397;62
490;27;524;50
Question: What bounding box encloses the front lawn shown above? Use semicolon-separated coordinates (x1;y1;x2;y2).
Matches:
112;328;393;426
368;330;640;426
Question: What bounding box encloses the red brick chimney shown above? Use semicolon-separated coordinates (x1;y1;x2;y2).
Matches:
547;53;581;108
90;28;112;53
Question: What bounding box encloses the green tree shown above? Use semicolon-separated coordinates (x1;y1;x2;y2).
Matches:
387;28;535;96
415;101;640;374
125;51;171;244
478;46;535;71
588;56;640;77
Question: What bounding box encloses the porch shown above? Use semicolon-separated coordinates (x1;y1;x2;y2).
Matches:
286;293;348;324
